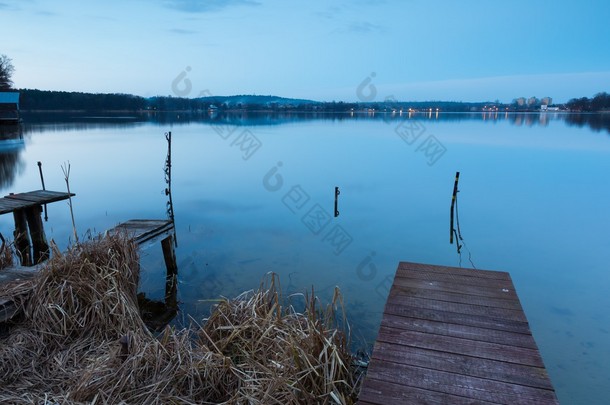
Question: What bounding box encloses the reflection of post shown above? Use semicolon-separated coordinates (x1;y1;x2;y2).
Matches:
137;233;179;331
13;209;32;266
25;205;50;263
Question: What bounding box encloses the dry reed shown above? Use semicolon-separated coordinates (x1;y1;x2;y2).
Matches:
0;234;359;404
0;238;12;270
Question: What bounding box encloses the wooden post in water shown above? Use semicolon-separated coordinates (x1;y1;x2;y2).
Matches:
161;234;178;309
450;171;460;244
25;205;50;263
12;209;32;266
161;234;178;277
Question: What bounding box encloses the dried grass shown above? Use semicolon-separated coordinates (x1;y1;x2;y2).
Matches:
0;234;359;404
0;240;12;270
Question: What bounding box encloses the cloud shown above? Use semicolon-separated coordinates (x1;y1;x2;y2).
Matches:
163;0;260;13
348;21;385;33
169;28;198;35
34;10;57;17
313;6;342;20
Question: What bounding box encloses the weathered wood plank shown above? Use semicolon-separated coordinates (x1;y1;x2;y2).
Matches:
380;313;538;349
357;377;499;405
385;294;528;323
357;380;479;405
398;261;511;281
396;267;516;290
390;283;523;311
108;219;174;245
375;327;544;367
366;360;559;404
383;302;531;334
4;190;75;205
370;341;554;391
392;275;518;301
0;190;75;215
0;198;30;215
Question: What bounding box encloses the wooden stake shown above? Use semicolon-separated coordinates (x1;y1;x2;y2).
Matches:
162;234;178;309
25;205;50;263
12;209;32;266
450;171;460;244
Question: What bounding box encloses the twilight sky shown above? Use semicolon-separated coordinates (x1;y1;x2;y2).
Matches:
2;0;609;102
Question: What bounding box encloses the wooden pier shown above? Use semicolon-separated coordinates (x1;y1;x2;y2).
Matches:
107;219;177;277
1;190;75;266
1;218;177;325
107;219;178;331
358;261;559;404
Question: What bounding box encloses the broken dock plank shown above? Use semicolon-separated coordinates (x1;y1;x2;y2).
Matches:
107;219;174;245
357;261;559;405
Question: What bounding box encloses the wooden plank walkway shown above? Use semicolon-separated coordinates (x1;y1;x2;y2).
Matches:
358;261;559;405
0;190;75;215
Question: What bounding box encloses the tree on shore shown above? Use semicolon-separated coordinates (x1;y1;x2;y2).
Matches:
0;54;15;90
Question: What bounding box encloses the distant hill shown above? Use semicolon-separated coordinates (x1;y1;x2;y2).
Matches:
196;94;316;106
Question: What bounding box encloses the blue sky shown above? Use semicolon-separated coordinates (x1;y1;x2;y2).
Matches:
2;0;609;102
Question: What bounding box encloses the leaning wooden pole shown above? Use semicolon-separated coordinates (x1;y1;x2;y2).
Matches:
164;131;177;247
450;171;460;244
37;161;48;221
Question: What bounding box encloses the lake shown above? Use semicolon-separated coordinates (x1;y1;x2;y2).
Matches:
2;111;609;404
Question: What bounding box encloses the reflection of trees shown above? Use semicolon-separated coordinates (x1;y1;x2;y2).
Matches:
17;111;610;138
563;113;610;135
0;151;24;189
0;125;24;190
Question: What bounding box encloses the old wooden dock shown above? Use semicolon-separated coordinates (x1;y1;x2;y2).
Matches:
1;218;177;324
357;261;559;404
0;190;74;215
1;190;75;266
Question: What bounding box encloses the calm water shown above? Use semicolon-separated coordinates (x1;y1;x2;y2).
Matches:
2;112;610;404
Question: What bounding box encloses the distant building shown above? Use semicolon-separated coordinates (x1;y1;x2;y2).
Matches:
0;92;20;124
540;97;553;106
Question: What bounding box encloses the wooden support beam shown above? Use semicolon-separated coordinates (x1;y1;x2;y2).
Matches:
161;234;178;277
25;205;49;264
12;209;31;266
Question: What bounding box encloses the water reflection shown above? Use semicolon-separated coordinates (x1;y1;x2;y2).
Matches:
0;124;25;189
19;111;610;135
137;272;178;332
564;113;610;134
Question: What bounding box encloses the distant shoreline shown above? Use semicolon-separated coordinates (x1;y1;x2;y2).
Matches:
13;88;610;114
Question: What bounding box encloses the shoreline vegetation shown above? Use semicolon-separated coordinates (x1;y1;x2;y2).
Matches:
0;235;361;404
15;88;610;113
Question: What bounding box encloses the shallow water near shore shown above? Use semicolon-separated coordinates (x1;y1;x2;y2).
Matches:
1;111;609;404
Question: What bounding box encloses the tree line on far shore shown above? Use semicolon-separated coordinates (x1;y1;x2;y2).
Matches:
14;89;608;113
565;92;610;112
